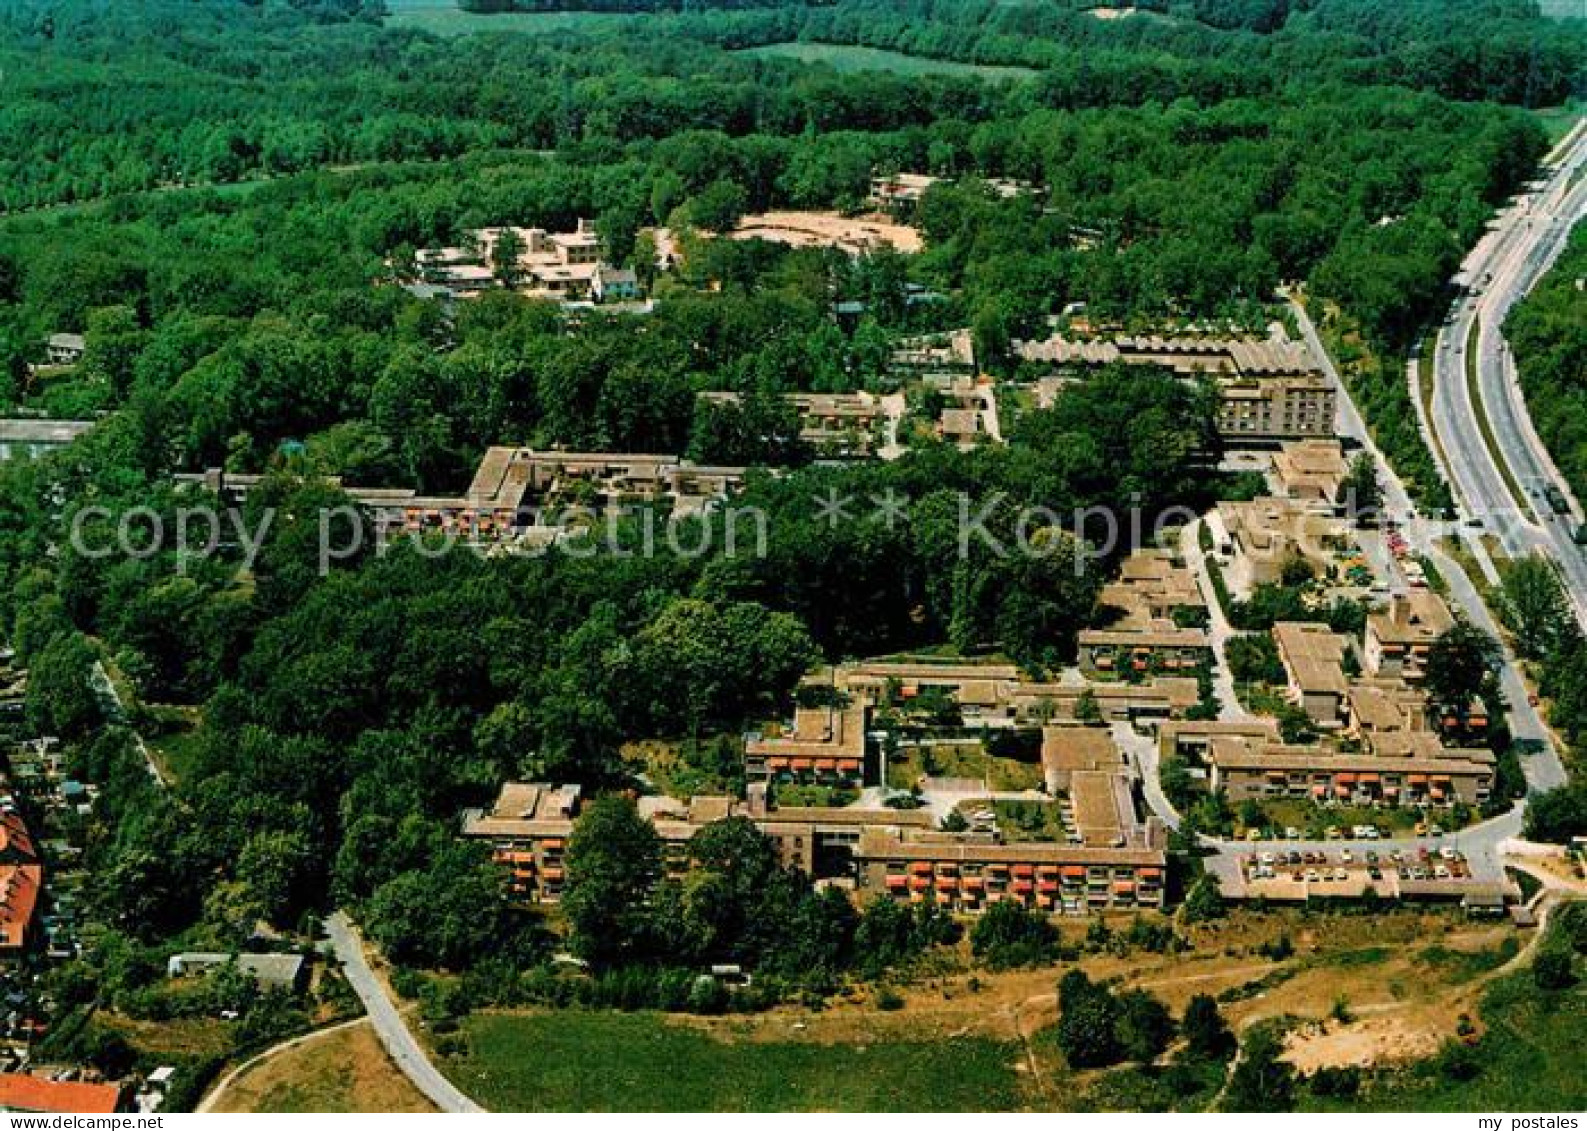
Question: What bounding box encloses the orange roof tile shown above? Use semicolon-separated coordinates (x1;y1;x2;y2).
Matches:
0;1075;122;1114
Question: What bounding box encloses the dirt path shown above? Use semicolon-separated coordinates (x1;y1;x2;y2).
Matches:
198;1017;366;1113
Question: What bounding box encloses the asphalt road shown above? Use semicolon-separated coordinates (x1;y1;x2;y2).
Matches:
1430;117;1587;623
324;911;486;1114
1166;300;1572;865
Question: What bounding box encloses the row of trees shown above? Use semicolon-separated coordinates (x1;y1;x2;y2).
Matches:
561;798;959;984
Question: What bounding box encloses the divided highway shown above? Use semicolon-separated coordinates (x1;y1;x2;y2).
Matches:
1429;118;1587;624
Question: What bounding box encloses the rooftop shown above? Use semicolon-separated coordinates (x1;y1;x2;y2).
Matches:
1369;590;1455;646
0;1075;121;1115
1273;621;1351;697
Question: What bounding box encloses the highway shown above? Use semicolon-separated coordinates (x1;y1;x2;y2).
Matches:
1429;117;1587;623
1293;297;1566;794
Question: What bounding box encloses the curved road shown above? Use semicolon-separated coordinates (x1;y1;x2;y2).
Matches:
1431;117;1587;621
325;911;486;1114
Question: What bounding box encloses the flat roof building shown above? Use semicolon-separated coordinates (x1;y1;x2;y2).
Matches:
745;705;868;786
464;780;1166;916
1365;590;1455;684
1212;497;1351;596
1205;734;1495;807
1272;438;1350;510
1272;621;1352;726
1015;333;1334;444
0;419;95;461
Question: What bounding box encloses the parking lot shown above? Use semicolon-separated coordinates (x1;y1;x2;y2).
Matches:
1207;837;1514;904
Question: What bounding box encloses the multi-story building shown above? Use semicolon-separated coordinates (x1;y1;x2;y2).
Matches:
1077;627;1212;678
744;705;869;786
699;391;889;459
43;333;86;367
414;221;634;304
463;778;1168;916
794;659;1200;732
1098;548;1207;625
868;172;944;213
1203;733;1495;808
1364;590;1454;683
1015;333;1334;444
177;447;748;544
1212;497;1351;595
1217;373;1335;440
1157;718;1281;765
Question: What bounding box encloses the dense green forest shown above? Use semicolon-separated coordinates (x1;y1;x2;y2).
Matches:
0;0;1580;999
1507;220;1587;505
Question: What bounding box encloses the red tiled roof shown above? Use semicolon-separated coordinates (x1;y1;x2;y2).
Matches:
0;811;39;865
0;1074;123;1114
0;864;42;950
0;810;42;952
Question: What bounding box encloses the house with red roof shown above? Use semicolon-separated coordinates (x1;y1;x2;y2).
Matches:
0;1074;125;1114
0;809;43;955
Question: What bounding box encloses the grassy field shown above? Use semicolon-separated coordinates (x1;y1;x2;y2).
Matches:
446;1010;1026;1111
384;1;638;36
1306;970;1587;1111
739;42;1038;82
1538;0;1586;20
213;1021;436;1113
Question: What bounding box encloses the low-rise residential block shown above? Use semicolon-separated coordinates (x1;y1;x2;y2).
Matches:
1272;621;1352;726
1212;497;1351;595
463;778;1167;916
1272;438;1350;510
1365;590;1455;683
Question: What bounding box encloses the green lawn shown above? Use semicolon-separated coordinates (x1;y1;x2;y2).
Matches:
886;742;1044;792
738;42;1038;82
445;1011;1027;1111
384;2;639;36
1243;798;1453;838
